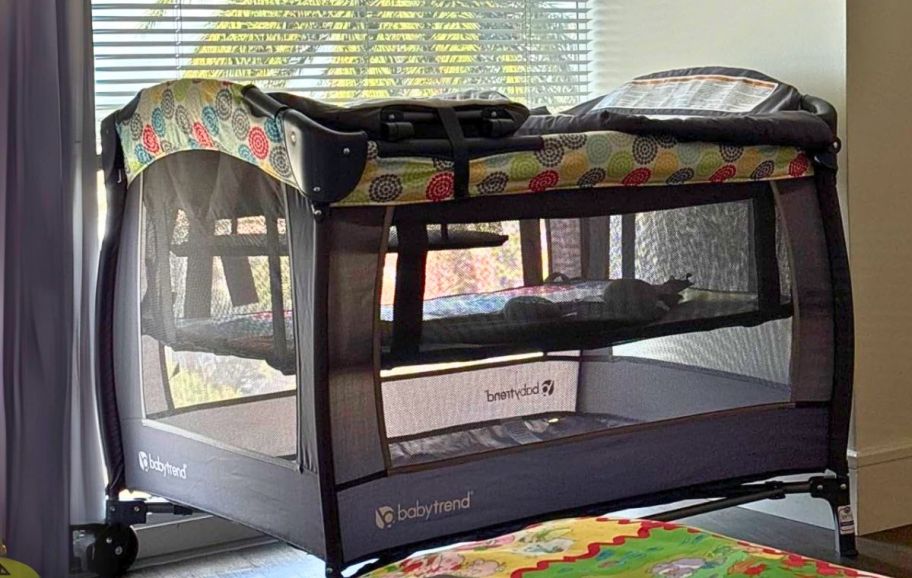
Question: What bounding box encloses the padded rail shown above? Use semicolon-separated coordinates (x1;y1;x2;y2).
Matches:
242;85;370;204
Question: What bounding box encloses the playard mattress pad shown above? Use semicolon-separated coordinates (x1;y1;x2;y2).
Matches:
114;71;824;208
153;282;781;373
364;517;883;578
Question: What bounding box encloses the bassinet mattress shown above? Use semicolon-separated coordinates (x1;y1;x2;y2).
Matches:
157;310;295;370
115;79;814;207
157;283;780;365
363;517;884;578
383;285;781;348
384;283;763;321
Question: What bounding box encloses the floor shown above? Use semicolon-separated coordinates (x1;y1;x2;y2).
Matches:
127;507;912;578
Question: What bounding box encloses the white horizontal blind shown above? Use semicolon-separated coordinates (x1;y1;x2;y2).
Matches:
92;0;592;124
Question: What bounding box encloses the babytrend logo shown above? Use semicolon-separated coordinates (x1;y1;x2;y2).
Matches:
374;491;473;530
137;450;188;480
375;506;396;530
138;451;150;472
485;380;556;403
541;379;555;396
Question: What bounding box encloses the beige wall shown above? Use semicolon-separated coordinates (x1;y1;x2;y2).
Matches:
591;0;846;110
590;0;847;206
589;0;912;535
592;0;864;527
846;0;912;534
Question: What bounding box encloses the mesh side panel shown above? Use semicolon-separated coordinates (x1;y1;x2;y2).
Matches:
611;201;792;386
382;222;526;306
380;199;790;365
609;214;624;279
611;319;792;386
635;203;752;290
377;193;795;468
547;218;582;278
138;151;297;460
777;202;793;299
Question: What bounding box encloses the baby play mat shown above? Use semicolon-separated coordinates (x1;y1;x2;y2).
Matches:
363;517;884;578
0;557;40;578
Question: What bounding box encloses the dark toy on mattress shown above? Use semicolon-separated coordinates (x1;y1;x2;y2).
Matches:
504;274;693;324
502;295;561;323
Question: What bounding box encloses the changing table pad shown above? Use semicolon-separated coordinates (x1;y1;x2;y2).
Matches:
115;79;814;206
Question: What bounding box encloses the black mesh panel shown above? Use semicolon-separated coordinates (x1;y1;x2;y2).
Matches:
378;191;794;468
138;151;298;460
381;198;790;366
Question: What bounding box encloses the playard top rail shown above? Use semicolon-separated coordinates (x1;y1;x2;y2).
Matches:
103;72;838;209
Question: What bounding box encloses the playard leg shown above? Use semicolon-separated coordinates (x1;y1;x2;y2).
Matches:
648;476;858;558
72;499;196;576
810;475;858;558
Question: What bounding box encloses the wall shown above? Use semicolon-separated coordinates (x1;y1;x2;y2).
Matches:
591;0;846;105
590;0;847;205
846;0;912;535
589;0;847;530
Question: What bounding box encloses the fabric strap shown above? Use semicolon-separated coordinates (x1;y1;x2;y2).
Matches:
437;107;470;199
391;223;429;358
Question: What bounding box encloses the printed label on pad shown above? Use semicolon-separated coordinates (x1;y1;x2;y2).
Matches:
838;505;856;535
594;74;778;114
382;360;577;438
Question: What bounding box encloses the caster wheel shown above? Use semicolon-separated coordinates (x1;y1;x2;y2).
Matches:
87;525;139;577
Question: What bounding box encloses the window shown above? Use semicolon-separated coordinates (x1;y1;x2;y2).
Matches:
92;0;592;128
90;0;591;559
92;0;593;443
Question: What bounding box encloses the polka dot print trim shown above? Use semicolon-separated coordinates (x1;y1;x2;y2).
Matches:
577;168;607;188
369;174;403;202
529;170;559;192
117;79;296;188
343;132;814;206
425;172;454;201
478;171;509;195
116;80;815;206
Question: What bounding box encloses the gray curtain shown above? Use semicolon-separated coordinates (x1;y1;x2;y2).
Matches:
1;0;100;573
67;0;106;532
0;1;9;553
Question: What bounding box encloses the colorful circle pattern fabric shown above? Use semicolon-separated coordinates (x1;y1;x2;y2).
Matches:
478;171;509;195
117;79;297;187
362;517;886;578
426;172;455;201
577;167;607;188
117;79;814;206
369;174;403;202
345;131;812;205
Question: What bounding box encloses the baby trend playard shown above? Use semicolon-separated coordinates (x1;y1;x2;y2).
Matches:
94;67;854;576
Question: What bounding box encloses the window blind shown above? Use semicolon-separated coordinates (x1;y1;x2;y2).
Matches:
92;0;592;125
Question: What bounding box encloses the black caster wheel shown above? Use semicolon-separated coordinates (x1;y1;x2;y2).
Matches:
87;524;139;577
